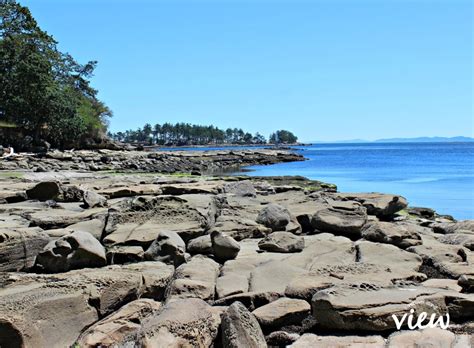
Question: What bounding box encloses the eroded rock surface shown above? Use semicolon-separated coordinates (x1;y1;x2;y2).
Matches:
0;159;471;347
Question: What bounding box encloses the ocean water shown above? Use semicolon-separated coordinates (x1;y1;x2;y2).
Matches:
242;143;474;220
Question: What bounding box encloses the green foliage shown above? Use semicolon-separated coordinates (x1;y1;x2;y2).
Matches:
269;130;298;144
110;122;272;146
0;0;111;149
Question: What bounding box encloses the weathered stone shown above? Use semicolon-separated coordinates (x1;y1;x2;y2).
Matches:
167;255;220;301
362;221;422;248
0;227;50;271
76;299;161;348
106;245;144;264
252;297;311;328
289;333;386;348
35;231;106;272
221;301;267;348
258;231;304;253
387;328;472;348
311;284;472;331
187;234;213;255
256;203;291;231
335;192;408;217
432;220;474;234
211;230;240;262
311;201;367;238
144;230;186;267
136;298;221;347
83;190;108;208
224;180;257;197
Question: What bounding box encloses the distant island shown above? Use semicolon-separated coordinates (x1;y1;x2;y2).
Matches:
311;136;474;144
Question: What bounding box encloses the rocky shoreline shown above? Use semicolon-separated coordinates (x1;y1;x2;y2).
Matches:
0;149;473;347
0;148;305;174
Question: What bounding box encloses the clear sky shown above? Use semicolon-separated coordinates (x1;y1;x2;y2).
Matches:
22;0;472;142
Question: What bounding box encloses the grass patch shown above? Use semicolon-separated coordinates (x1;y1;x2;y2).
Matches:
0;171;24;179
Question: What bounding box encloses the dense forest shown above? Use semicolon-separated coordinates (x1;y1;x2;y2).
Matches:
109;123;298;146
0;0;111;150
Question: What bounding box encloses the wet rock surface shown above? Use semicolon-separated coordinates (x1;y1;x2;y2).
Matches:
0;150;472;347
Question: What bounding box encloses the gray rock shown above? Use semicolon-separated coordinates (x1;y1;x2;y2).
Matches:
224;180;257;197
35;231;106;272
335;192;408;217
26;181;60;201
289;333;385;348
432;220;474;234
136;298;222;346
82;190;107;208
252;297;311;328
167;255;220;301
258;231;304;253
211;230;240;262
187;234;213;255
144;230;186;267
0;227;50;271
387;328;471;348
256;204;291;231
361;221;422;249
106;245;144;264
311;201;367;238
221;301;267;348
76;299;162;348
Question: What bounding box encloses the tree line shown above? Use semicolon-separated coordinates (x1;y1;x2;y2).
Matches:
109;123;298;146
0;0;111;150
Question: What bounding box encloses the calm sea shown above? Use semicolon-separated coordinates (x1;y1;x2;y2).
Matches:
244;143;474;220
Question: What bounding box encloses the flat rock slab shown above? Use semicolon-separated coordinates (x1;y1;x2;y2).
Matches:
252;297;311;328
312;284;473;331
289;333;386;348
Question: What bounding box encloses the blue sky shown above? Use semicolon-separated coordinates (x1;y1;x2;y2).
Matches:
23;0;472;142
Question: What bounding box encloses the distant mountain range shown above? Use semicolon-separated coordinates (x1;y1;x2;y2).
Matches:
309;136;474;144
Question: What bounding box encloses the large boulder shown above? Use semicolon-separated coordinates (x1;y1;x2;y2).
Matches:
35;231;106;272
432;220;474;234
187;234;213;255
167;255;220;301
221;301;267;348
0;227;50;271
256;204;291;231
136;298;222;346
311;284;472;331
311;201;367;239
144;230;186;267
361;221;422;249
258;232;304;253
211;230;240;262
76;299;162;348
